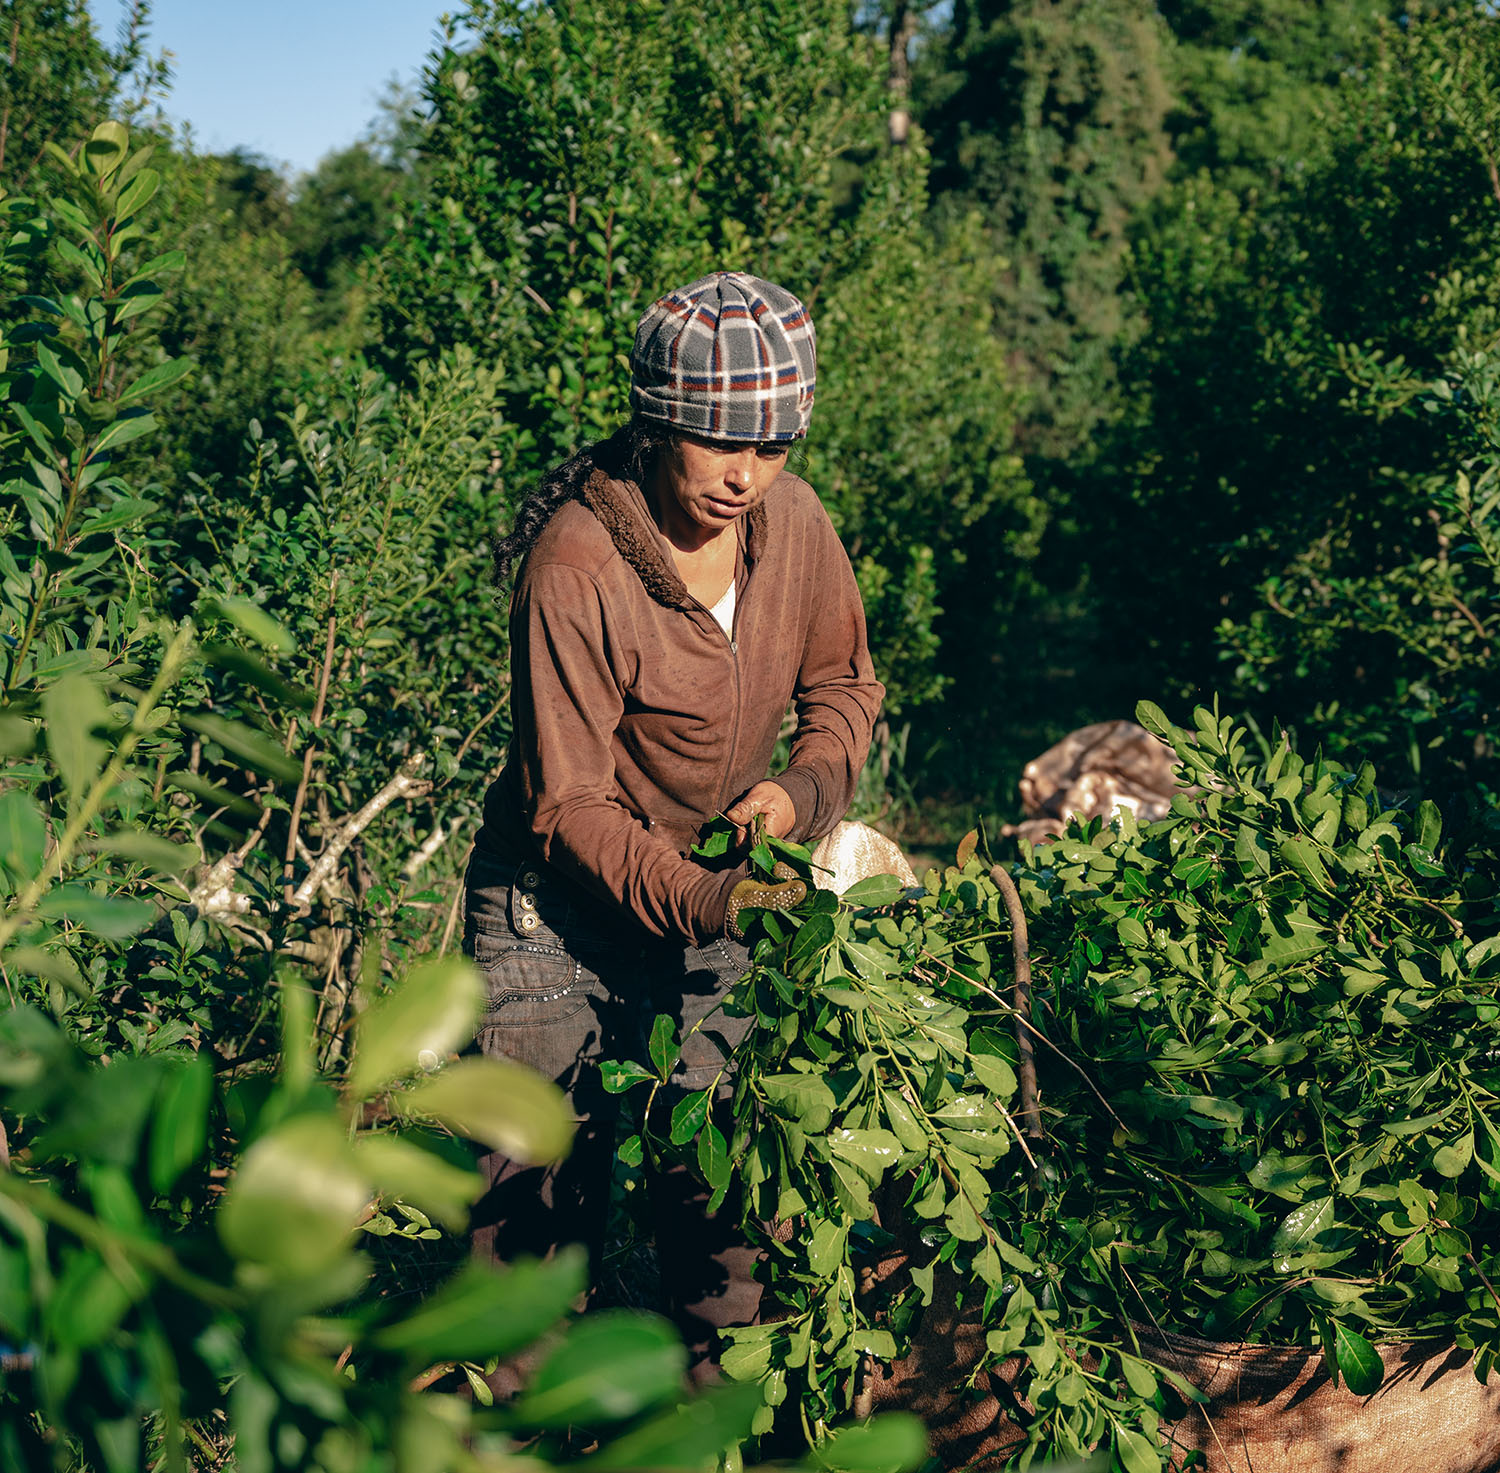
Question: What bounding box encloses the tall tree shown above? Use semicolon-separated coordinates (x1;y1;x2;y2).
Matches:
0;0;166;190
375;0;1040;756
918;0;1174;455
1089;4;1500;795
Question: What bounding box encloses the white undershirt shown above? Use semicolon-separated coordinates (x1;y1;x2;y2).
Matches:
709;579;736;636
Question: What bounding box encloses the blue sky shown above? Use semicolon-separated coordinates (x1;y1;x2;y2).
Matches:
87;0;459;175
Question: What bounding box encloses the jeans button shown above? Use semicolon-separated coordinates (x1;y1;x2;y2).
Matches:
518;912;541;933
521;870;542;889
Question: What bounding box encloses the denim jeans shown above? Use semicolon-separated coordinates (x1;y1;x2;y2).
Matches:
462;844;758;1381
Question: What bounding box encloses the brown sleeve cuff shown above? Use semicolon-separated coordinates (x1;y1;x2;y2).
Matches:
769;769;823;845
688;862;750;943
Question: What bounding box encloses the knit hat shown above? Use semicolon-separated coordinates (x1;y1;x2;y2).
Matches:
629;272;816;442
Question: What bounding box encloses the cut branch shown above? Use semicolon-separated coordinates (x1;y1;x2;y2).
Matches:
292;754;431;910
990;864;1045;1155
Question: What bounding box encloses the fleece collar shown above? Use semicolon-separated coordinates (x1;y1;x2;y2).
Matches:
580;469;769;610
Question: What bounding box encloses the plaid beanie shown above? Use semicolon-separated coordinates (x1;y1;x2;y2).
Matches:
629;272;816;442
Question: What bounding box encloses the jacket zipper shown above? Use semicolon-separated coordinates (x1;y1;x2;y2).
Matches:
683;582;745;823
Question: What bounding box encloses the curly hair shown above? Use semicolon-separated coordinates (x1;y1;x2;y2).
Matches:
490;417;673;586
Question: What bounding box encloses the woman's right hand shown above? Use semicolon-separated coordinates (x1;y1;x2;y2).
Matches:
725;780;797;848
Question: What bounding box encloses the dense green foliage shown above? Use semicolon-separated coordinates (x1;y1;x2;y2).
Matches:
628;702;1500;1466
0;115;926;1473
5;0;1500;1467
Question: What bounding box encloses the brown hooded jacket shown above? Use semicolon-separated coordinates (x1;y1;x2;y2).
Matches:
478;467;884;942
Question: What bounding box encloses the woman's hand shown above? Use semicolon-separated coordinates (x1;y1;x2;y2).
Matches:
725;781;797;849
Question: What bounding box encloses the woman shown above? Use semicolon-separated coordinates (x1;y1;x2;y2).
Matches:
465;271;884;1379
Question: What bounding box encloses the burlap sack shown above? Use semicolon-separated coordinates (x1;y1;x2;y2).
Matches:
807;820;918;895
861;1229;1500;1472
1138;1325;1500;1473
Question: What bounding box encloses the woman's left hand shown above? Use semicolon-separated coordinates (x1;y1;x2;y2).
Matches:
726;781;797;848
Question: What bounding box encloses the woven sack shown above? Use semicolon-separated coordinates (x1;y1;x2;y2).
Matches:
861;1235;1500;1472
1137;1325;1500;1473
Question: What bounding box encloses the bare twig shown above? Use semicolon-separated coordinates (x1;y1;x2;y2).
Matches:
450;682;510;772
409;1362;456;1393
403;820;456;880
521;283;553;315
284;579;339;904
990;865;1044;1154
188;805;275;917
438;870;465;960
291;754;431;910
1446;594;1490;646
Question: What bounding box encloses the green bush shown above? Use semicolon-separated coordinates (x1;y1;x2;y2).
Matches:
625;701;1500;1467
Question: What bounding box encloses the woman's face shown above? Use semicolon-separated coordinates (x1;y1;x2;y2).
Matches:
650;432;790;542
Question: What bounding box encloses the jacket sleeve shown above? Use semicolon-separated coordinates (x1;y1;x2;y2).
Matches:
772;510;886;843
510;560;742;943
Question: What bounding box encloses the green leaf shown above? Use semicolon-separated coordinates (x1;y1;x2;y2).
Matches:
828;1127;901;1183
843;938;896;979
601;1059;657;1093
349;954;483;1098
1135;700;1172;737
148;1055;213;1195
1191;1183;1261;1230
515;1312;686;1427
82;829;197;874
696;1121;729;1191
1432;1132;1474;1178
403;1057;573;1163
1258;908;1327;969
841;873;909;908
815;1414;929;1472
970;1051;1018;1101
788;910;836;971
669;1089;710;1145
122;249;186;288
1279;836;1331;892
116;355;193;406
692;826;731;858
649;1013;680;1079
35;887;154;938
586;1380;764;1470
47;1251;137;1349
218;1112;369;1277
113;166;159;221
0;789;47;885
1172;852;1214;889
352;1133;483;1230
84;120;130;176
88;411;158;456
719;1326;776;1382
761;1072;835;1131
1116;1426;1163;1473
374;1251;586;1363
42;673;110;804
209;596;295;654
1270;1195;1335;1269
1329;1320;1384;1396
178;712;302;783
1383;1105;1456;1137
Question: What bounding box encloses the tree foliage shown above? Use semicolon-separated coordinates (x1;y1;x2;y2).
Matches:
624;701;1500;1465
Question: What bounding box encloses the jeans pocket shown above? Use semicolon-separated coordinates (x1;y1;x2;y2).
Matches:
470;924;603;1029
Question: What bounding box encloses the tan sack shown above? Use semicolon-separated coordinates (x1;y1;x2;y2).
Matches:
862;1250;1500;1473
1006;719;1183;848
1140;1326;1500;1473
808;820;917;895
